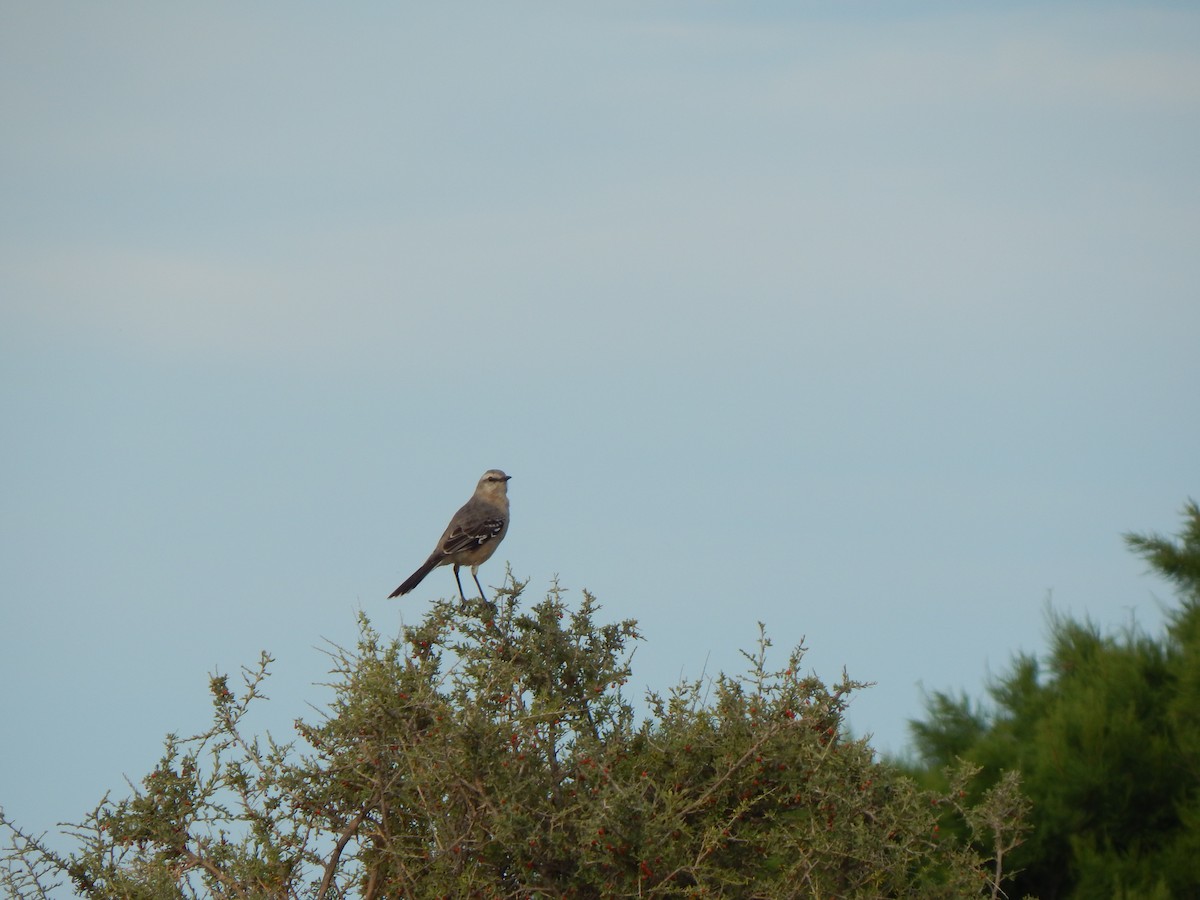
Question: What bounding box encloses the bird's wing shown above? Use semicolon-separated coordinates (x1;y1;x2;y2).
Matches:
440;516;506;556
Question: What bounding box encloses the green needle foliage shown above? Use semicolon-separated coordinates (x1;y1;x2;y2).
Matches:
3;579;1025;898
906;501;1200;899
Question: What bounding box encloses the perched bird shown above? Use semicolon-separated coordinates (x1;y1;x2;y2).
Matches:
389;469;511;602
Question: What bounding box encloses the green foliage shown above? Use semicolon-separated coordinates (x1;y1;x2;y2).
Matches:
3;578;1025;898
906;501;1200;899
1124;500;1200;603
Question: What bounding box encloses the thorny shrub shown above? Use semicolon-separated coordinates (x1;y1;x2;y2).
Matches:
2;576;1027;898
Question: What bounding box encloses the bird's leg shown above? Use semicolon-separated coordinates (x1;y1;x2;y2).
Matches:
453;564;468;603
472;566;489;603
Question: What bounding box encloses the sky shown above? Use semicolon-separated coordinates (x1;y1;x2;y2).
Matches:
2;1;1198;877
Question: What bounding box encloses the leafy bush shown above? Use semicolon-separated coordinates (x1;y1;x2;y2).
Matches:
3;579;1026;898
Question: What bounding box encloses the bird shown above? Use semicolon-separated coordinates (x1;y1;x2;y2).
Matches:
389;469;511;602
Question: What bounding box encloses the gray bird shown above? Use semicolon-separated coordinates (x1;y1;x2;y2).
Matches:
389;469;511;602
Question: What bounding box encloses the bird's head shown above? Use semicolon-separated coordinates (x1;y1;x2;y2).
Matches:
479;469;511;496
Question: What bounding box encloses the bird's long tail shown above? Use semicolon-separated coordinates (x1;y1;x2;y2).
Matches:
389;556;438;598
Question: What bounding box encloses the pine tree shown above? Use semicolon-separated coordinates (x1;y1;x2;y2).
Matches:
907;500;1200;899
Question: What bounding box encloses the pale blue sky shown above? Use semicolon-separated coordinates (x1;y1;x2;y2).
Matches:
3;2;1198;869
